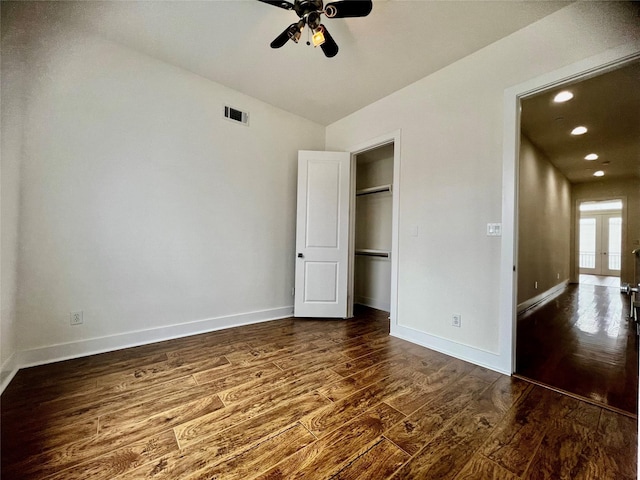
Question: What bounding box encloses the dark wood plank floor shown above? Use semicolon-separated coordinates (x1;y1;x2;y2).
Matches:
2;307;637;479
516;281;638;415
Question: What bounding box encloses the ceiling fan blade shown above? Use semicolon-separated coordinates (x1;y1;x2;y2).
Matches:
318;25;339;58
270;23;300;48
257;0;294;11
324;0;372;18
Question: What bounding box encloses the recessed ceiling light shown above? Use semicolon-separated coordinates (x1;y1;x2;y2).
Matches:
584;153;598;160
593;170;605;177
554;91;573;103
571;126;588;135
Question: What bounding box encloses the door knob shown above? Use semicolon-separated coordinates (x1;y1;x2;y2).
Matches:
297;253;304;258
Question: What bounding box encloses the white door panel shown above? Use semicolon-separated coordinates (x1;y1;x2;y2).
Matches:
304;262;338;302
295;150;350;318
306;160;341;248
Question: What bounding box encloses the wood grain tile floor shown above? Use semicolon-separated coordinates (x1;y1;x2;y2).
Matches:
1;307;637;479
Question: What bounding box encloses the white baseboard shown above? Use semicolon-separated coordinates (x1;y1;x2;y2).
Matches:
517;280;569;314
390;323;509;375
0;352;19;395
354;296;390;313
17;306;294;370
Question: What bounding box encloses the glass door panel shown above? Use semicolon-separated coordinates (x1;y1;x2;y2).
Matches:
579;218;597;271
604;216;622;275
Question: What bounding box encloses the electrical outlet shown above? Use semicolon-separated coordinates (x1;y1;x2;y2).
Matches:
452;314;461;328
557;273;560;280
535;281;538;289
70;311;83;326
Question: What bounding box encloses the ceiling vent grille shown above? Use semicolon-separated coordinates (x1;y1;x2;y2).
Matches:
224;105;249;126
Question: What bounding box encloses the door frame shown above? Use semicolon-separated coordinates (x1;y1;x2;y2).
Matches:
575;197;626;279
346;130;401;326
499;43;640;375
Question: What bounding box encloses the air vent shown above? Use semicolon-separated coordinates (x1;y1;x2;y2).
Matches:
224;105;249;126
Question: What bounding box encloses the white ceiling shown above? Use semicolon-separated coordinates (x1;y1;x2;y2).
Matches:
14;0;571;126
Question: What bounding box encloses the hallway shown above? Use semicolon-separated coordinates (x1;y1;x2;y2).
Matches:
516;279;638;416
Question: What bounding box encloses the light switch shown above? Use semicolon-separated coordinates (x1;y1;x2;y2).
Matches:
487;223;502;236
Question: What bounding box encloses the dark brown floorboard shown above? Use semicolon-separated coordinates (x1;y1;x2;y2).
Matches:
1;306;636;479
516;282;638;415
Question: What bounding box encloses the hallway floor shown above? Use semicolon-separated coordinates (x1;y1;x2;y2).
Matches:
516;281;638;416
579;273;621;288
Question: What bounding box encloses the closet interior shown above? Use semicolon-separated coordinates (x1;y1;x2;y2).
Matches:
353;143;394;313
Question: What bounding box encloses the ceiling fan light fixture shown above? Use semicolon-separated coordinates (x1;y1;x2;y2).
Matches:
312;28;326;47
584;153;598;161
571;126;587;135
307;11;322;29
288;20;305;43
593;170;605;177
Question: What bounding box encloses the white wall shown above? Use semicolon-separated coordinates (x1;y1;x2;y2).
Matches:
8;16;324;363
326;1;640;372
518;136;571;307
0;3;28;386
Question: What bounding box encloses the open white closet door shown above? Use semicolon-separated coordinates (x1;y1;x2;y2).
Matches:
294;150;351;318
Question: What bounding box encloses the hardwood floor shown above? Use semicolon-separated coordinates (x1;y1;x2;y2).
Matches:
2;307;637;479
516;282;638;415
579;274;621;288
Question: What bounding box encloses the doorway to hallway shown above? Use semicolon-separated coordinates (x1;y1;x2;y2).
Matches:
513;59;640;416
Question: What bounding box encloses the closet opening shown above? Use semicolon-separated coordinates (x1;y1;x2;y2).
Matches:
349;142;395;318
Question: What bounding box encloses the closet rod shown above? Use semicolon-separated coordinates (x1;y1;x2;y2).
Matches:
356;184;392;197
355;249;390;258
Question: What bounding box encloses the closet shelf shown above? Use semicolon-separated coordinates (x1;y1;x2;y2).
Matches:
356;184;392;197
355;249;390;258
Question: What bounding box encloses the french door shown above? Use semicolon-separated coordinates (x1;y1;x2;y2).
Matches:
579;213;622;276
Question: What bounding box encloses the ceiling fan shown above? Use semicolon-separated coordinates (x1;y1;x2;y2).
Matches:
258;0;373;57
